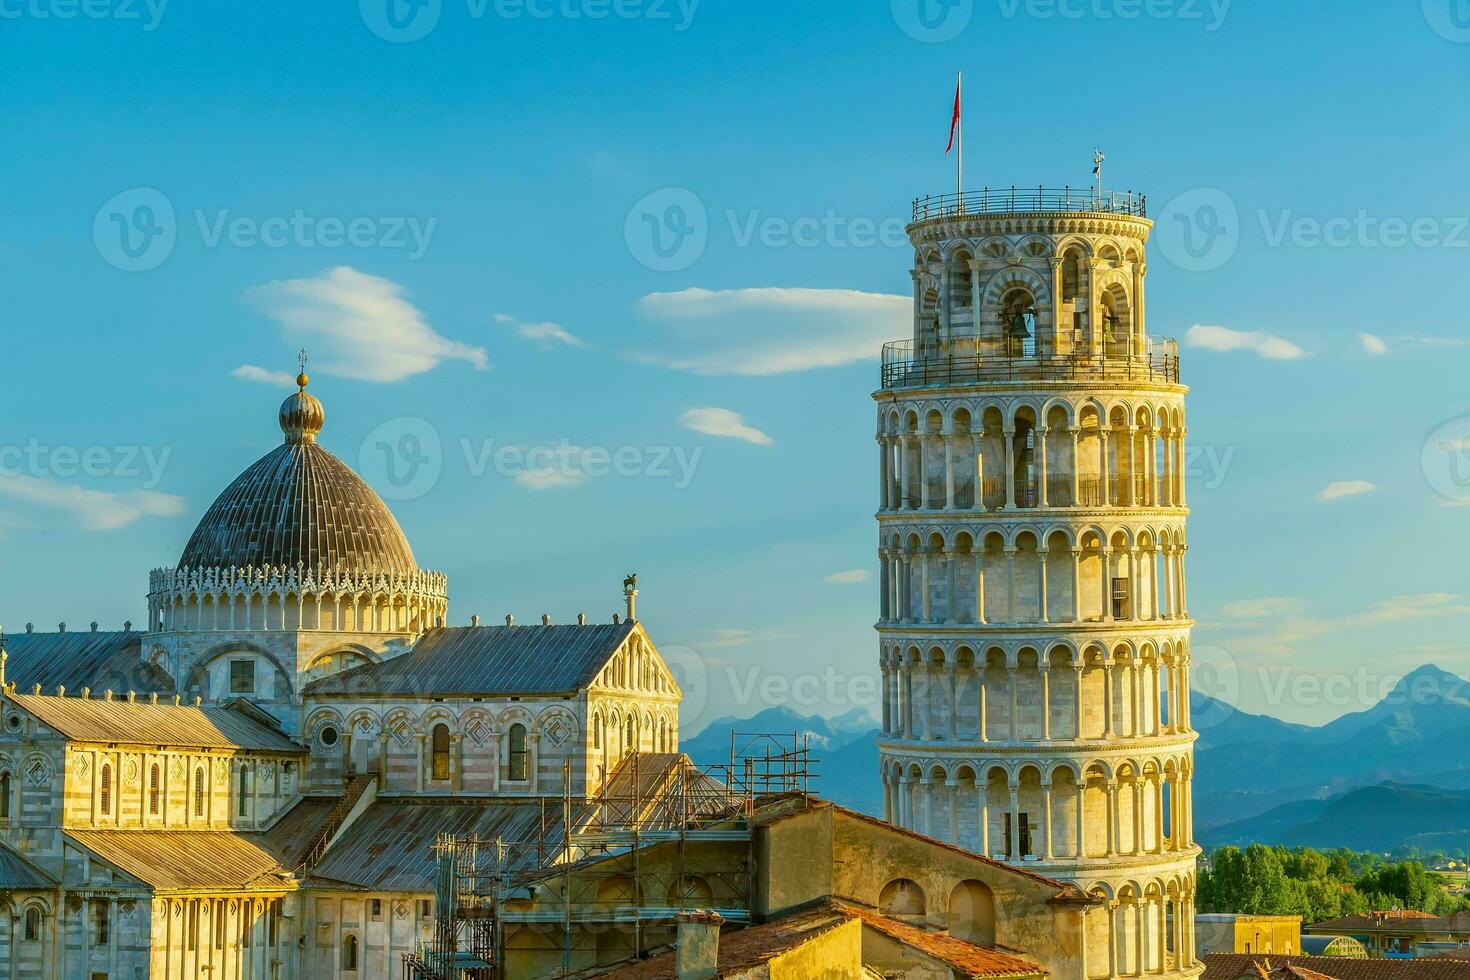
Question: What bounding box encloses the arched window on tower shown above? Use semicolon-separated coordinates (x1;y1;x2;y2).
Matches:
100;764;112;816
431;724;450;781
194;767;206;818
508;724;528;781
149;764;161;815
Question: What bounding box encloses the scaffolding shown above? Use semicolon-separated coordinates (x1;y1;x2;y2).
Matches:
403;732;815;979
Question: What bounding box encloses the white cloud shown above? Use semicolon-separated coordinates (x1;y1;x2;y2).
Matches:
824;569;870;585
1221;597;1303;619
231;365;298;388
0;474;184;531
633;287;909;375
1318;480;1377;501
513;468;587;491
1185;324;1307;361
495;313;583;348
679;407;773;446
1359;332;1389;356
245;266;488;383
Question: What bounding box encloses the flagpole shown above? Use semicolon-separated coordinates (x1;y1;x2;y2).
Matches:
956;71;963;213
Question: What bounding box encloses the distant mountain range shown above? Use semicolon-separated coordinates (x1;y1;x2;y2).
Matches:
685;663;1470;852
1193;664;1470;839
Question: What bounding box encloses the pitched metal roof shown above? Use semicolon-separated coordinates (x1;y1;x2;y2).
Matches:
309;799;565;892
0;840;56;888
0;630;172;695
178;389;418;575
302;622;637;698
4;693;304;752
68;831;286;891
63;796;331;891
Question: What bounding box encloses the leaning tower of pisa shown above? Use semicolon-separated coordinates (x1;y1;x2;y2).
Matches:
875;187;1200;980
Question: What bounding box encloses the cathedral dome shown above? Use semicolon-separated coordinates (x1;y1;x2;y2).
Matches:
178;378;418;575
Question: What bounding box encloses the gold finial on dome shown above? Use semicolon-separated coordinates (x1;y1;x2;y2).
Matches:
280;351;324;445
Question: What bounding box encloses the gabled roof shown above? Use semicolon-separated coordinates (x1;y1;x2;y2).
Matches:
819;800;1097;903
0;840;56;889
0;630;172;695
837;900;1047;979
309;799;564;892
302;622;638;698
3;693;303;752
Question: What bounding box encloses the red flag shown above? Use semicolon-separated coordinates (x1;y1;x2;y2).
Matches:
945;76;961;155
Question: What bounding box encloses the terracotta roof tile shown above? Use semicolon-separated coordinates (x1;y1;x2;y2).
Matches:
593;903;856;978
836;900;1047;979
1203;952;1470;980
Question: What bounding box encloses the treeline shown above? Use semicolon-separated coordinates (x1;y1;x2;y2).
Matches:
1198;845;1470;923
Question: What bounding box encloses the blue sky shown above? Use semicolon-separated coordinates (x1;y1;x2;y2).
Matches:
2;0;1469;732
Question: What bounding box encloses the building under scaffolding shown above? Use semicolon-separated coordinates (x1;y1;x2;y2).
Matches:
403;733;816;979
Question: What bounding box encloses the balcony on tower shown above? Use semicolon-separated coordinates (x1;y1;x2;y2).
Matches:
883;186;1181;391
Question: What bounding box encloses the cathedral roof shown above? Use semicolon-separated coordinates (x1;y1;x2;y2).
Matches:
3;692;304;752
309;799;561;892
301;621;639;698
177;377;419;576
0;629;171;695
0;841;55;889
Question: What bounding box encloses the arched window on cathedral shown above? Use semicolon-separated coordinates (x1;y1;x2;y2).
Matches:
508;724;528;781
149;764;161;815
593;714;602;750
431;724;450;781
0;771;10;823
194;768;206;817
238;764;252;818
625;716;636;754
100;764;112;816
342;933;359;971
23;907;41;942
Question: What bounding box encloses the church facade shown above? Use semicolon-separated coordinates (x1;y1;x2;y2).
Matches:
0;373;680;980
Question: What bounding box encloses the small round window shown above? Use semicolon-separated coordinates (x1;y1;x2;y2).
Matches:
4;714;20;732
320;726;339;746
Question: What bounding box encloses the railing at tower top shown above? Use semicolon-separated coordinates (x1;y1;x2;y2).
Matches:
880;338;1181;389
912;186;1148;222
